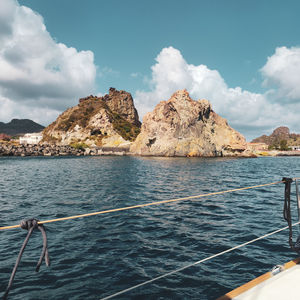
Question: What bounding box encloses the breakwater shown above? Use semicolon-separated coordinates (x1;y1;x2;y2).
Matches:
0;143;84;156
0;143;130;156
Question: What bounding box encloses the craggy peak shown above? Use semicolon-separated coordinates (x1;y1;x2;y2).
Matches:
43;88;141;148
130;90;250;157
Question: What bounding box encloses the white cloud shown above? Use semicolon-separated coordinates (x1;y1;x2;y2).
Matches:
134;46;300;140
261;46;300;100
1;0;299;140
0;0;96;125
98;67;120;78
0;95;61;125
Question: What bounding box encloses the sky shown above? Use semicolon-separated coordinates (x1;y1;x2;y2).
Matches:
0;0;300;140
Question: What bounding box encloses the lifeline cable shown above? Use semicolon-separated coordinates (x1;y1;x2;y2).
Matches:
0;178;292;299
100;222;300;300
0;180;282;231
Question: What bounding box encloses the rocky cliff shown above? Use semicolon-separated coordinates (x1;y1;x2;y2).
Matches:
43;88;141;147
130;90;248;157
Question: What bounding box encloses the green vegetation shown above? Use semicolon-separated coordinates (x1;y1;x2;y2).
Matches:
56;98;108;131
109;112;140;141
268;139;290;151
44;95;141;142
69;142;89;150
42;133;61;143
268;143;277;150
280;140;289;151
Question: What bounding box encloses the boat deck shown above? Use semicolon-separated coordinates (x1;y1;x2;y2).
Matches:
218;257;300;300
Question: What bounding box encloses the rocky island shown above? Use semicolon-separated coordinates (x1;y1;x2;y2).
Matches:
43;87;141;148
130;90;249;157
1;88;255;157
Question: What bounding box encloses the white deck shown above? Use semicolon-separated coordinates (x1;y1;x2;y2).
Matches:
234;264;300;300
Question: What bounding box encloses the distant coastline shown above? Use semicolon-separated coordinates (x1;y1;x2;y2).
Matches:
1;94;300;159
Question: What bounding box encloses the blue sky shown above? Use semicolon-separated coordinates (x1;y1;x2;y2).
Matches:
1;0;300;140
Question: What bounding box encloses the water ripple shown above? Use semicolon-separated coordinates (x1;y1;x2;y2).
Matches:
0;156;300;299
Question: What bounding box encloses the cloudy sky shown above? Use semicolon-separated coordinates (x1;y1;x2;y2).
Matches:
1;0;300;140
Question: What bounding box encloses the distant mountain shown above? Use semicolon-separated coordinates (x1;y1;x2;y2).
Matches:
0;119;45;135
252;126;300;149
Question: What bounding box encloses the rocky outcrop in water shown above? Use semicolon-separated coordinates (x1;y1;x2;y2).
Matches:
130;90;249;157
43;88;141;148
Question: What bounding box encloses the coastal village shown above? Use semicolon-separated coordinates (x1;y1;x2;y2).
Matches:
0;88;300;158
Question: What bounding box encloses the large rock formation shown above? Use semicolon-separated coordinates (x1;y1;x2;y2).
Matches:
130;90;247;157
43;88;141;148
102;88;141;126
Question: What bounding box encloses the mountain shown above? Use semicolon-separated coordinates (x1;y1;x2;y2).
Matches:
130;90;249;157
252;126;300;149
43;88;141;147
0;119;44;135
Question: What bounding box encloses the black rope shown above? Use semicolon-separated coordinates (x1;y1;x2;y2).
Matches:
282;177;300;253
3;218;50;300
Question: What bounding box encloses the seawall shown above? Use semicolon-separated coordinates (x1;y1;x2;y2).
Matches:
0;143;130;157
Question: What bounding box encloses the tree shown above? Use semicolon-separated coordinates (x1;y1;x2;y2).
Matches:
280;139;288;151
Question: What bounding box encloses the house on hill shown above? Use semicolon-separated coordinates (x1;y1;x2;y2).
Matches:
290;145;300;151
247;142;268;151
19;132;43;145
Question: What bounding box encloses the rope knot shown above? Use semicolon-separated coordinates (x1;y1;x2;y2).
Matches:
282;177;293;183
3;218;50;299
20;218;39;230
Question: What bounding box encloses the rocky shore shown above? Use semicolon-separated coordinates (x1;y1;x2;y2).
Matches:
0;143;84;156
2;142;300;158
0;143;131;157
260;150;300;157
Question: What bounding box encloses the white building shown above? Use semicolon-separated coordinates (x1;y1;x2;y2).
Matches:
19;132;43;145
290;145;300;151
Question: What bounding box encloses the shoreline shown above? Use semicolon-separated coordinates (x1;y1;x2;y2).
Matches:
0;143;250;158
2;143;300;158
254;150;300;157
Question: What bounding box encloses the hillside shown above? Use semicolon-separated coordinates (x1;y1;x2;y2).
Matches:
43;88;141;147
0;119;44;135
252;127;300;149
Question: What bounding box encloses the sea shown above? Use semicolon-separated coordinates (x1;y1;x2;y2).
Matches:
1;155;300;299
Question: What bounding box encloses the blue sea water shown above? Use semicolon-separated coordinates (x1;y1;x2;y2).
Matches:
1;156;300;299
